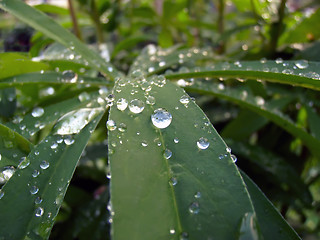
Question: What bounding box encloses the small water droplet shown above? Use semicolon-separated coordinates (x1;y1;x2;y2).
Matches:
64;137;75;145
146;96;155;105
194;192;201;198
180;95;190;105
0;191;4;199
18;157;30;169
40;161;49;170
275;58;283;64
78;92;90;102
169;229;175;235
141;141;148;147
30;186;39;195
129;99;145;114
170;177;178;186
294;60;309;69
159;61;166;67
35;207;44;217
180;232;189;240
151;108;172;129
32;107;44;118
189;201;200;214
174;137;179;143
35;196;42;204
106;120;116;131
197;137;209;150
51;142;58;149
32;170;40;178
116;98;128;111
118;123;127;132
62;70;77;83
231;154;237;163
163;149;172;159
226;147;232;153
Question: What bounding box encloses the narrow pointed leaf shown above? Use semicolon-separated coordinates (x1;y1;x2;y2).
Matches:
240;170;301;240
182;80;320;157
0;109;104;239
0;123;33;168
108;75;255;239
165;61;320;91
0;0;118;79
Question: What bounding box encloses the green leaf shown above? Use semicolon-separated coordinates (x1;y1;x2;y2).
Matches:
165;61;320;91
0;88;16;118
305;105;320;141
0;53;50;79
0;0;118;79
170;80;320;157
0;72;109;89
240;170;301;240
108;75;255;239
0;123;33;168
0;109;104;239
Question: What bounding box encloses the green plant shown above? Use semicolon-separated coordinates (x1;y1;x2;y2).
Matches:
0;0;320;239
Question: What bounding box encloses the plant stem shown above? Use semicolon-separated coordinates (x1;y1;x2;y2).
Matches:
217;0;225;54
67;0;83;41
268;0;287;57
90;0;104;44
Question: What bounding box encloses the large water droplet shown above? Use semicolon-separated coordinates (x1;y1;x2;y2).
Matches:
189;201;200;214
30;186;39;195
35;207;44;217
151;108;172;129
163;149;172;159
32;107;44;118
129;99;145;113
106;120;116;131
0;166;15;184
116;98;128;111
40;161;49;170
294;60;309;69
197;137;209;150
62;70;77;83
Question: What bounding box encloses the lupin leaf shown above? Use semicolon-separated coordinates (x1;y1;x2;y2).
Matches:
108;74;255;239
0;109;104;239
0;0;117;79
240;170;301;240
165;61;320;91
181;80;320;158
0;123;33;168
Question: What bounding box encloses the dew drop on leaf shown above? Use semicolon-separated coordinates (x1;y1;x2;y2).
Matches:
32;170;40;178
18;157;30;169
170;177;178;186
0;166;15;184
35;207;44;217
194;191;201;199
146;96;155;105
40;161;49;170
0;191;4;200
197;137;209;150
116;98;128;111
35;197;42;204
118;123;127;132
106;120;117;131
51;142;58;149
141;140;148;147
170;229;175;235
151;108;172;129
180;232;189;240
64;137;75;145
174;137;179;143
129;99;145;114
32;107;44;118
294;60;309;69
189;201;200;214
163;149;172;159
62;70;77;83
30;186;39;195
179;95;190;105
231;154;237;163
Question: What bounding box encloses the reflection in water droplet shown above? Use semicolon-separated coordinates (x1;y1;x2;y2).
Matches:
129;99;145;114
40;161;49;170
197;137;209;150
189;201;200;214
35;207;44;217
295;60;309;69
151;108;172;129
163;149;172;159
32;107;44;118
116;98;128;111
30;186;39;195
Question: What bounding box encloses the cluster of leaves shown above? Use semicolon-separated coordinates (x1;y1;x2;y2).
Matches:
0;0;320;239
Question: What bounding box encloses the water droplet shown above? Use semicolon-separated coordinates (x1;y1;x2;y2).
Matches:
146;96;155;105
180;232;189;240
174;137;179;143
32;107;44;118
32;170;40;178
151;108;172;129
194;192;201;198
275;58;283;64
64;137;75;145
51;142;58;149
189;201;200;214
30;186;39;195
40;161;49;170
129;99;145;114
106;120;116;131
163;149;172;159
35;196;42;204
197;137;209;150
118;123;127;132
170;177;178;186
35;207;44;217
159;61;166;67
231;154;237;163
226;147;232;153
78;92;90;102
180;95;190;105
141;141;148;147
62;70;77;83
18;157;30;169
116;98;128;111
0;191;4;199
0;166;15;184
295;60;309;69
